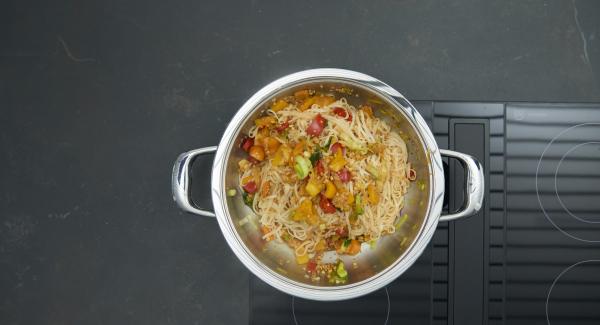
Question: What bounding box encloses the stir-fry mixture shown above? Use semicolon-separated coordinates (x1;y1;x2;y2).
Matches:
236;88;415;284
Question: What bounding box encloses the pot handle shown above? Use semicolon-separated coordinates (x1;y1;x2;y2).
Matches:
171;146;218;217
438;149;484;222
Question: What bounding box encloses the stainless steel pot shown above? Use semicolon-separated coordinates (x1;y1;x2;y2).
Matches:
171;69;484;301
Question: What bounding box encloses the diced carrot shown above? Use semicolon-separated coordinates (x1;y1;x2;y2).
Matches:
323;180;337;199
271;99;288;112
292;140;305;157
328;149;346;172
299;97;316;111
272;144;291;167
294;89;313;100
315;239;326;252
254;116;277;128
313;95;335;107
249;145;265;161
360;105;373;117
366;183;379;205
346;239;361;255
262;136;281;157
261;226;274;241
295;253;309;264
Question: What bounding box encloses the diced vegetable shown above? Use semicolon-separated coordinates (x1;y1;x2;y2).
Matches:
255;127;270;143
408;168;417;181
315;159;325;175
366;183;379;205
369;239;378;249
395;213;409;230
261;225;274;241
323;180;337;199
249;145;265;161
296;253;309;265
262;137;281;156
323;137;332;150
238;159;251;172
242;192;254;207
241;137;254;152
332;107;353;122
242;181;257;194
329;149;346;172
305;178;323;197
275;119;290;133
330;142;345;155
292;140;306;157
315;239;326;252
313;95;336;107
309;148;322;166
339;239;351;253
354;194;364;215
272;144;292;167
339;131;366;153
346;239;361;255
271;99;288;112
294;89;313;100
227;189;237;197
306;259;317;273
299;97;316;111
305;208;320;225
336;261;348;278
292;199;313;222
337;168;351;183
306;114;327;136
254;116;277;128
294;156;312;179
319;194;337;213
359;105;374;117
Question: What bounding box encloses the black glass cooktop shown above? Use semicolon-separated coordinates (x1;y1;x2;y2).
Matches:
248;102;600;325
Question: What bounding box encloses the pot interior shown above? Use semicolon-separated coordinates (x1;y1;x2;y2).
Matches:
221;78;433;288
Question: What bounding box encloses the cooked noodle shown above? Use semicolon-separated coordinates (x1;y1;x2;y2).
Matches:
238;92;412;266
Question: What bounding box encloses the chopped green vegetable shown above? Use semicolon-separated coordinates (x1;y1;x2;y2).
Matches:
294;155;312;179
336;261;348;278
339;131;366;153
242;192;254;207
400;237;408;246
227;189;237;197
369;239;378;249
309;149;322;166
281;233;291;241
324;137;332;150
238;216;249;226
341;239;351;251
395;213;408;230
354;194;364;215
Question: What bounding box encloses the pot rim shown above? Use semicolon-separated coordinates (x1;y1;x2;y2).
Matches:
210;68;445;301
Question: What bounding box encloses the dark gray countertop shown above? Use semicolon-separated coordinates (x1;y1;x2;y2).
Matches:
1;1;599;324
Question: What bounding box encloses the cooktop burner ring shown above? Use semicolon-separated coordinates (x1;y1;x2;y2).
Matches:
536;122;600;242
545;259;600;325
554;141;600;224
291;287;390;325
